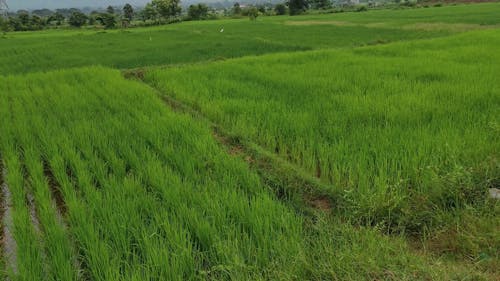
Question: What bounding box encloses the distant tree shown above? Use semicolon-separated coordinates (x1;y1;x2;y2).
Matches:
256;5;266;13
287;0;308;15
4;12;49;31
151;0;167;19
49;12;65;25
151;0;181;21
55;8;74;18
123;4;134;21
68;8;82;15
232;2;242;14
274;3;287;15
96;13;117;29
187;4;198;19
68;11;87;27
247;6;259;20
7;16;22;31
55;9;66;17
310;0;331;9
188;3;208;20
32;9;54;17
30;14;44;30
107;6;115;14
88;14;96;25
141;3;158;22
0;17;8;33
17;12;29;26
169;0;182;19
355;5;368;12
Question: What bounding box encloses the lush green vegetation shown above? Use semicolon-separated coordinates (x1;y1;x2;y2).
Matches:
0;20;448;75
300;2;500;25
4;2;500;74
0;67;461;280
0;2;498;280
146;29;499;232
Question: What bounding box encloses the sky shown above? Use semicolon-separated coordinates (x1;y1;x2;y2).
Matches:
5;1;152;10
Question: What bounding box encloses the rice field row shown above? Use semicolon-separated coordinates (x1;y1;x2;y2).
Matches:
0;67;463;280
144;29;500;234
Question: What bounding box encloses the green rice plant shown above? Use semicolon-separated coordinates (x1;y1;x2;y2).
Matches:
0;141;45;279
2;3;500;75
296;2;500;25
1;5;499;276
0;67;459;279
12;93;80;280
145;29;500;234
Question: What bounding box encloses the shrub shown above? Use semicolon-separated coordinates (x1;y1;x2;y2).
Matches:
356;5;368;12
274;3;287;15
246;7;259;20
188;4;209;20
287;0;308;15
68;11;88;28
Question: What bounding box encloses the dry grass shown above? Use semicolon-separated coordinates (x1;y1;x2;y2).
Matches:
402;22;498;32
284;20;357;27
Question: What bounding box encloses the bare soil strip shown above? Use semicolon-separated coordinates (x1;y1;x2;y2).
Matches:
26;192;42;237
42;161;67;224
1;162;18;276
18;163;48;276
42;160;84;279
284;20;358;27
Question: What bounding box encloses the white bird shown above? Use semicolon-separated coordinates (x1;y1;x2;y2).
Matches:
220;28;224;33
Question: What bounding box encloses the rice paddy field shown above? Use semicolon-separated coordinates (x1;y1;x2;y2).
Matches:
1;2;500;75
145;29;500;231
0;2;499;280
